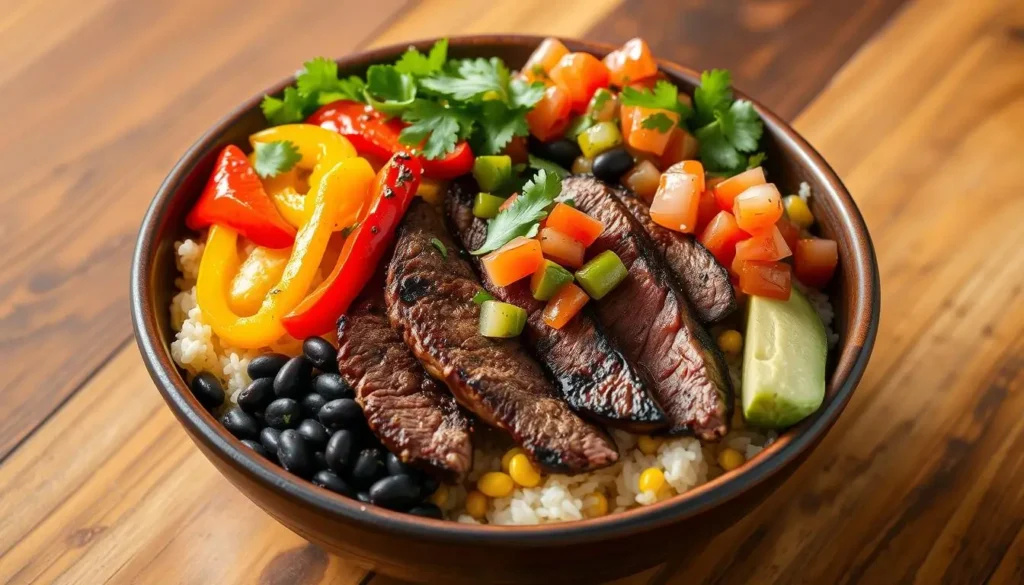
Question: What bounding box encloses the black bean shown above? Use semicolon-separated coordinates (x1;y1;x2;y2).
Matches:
313;373;354;401
385;452;413;477
274;356;313;398
325;430;355;473
300;392;327;419
592;147;635;183
357;491;371;503
420;476;439;498
318;398;363;430
297;419;329;450
312;470;356;497
369;475;422;510
529;136;582;169
241;439;270;459
189;372;225;410
303;337;338;372
220;407;260;440
407;503;444;520
350;448;386;489
237;378;274;413
247;353;290;380
264;398;301;430
276;429;311;477
312;450;329;471
260;427;282;457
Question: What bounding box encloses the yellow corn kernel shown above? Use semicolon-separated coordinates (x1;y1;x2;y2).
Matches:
428;484;449;508
465;490;489;519
508;454;542;488
416;179;447;205
636;435;664;456
717;330;743;354
477;472;516;498
582;491;609;517
501;447;526;472
783;195;815;229
638;467;665;493
572;156;594;175
718;447;746;472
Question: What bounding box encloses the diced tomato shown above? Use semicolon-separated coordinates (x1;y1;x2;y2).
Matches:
523;38;570;81
538;227;585;269
621;160;662;202
713;166;767;211
587;89;619;123
502;136;529;165
622;106;679;156
499;193;518;212
659;127;700;169
699;210;748;267
738;260;792;300
731;225;792;274
733;183;783;234
526;84;572;142
775;215;801;251
696;189;720;233
665;160;705;193
549;53;611;114
481;237;545;287
545;202;605;247
603;38;658;88
649;171;701;233
542;283;590;329
794;238;839;288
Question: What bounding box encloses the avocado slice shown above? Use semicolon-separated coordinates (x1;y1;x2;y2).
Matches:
742;288;827;429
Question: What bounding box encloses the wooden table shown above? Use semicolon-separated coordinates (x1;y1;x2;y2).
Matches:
2;0;1022;583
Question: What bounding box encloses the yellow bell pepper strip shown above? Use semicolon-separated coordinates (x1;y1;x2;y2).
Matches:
268;187;308;229
228;245;291;316
197;157;375;348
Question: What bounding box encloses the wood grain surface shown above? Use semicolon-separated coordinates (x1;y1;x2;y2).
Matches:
2;0;1022;583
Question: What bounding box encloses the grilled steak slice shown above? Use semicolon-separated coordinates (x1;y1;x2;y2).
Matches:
386;200;618;473
563;176;733;439
337;281;472;483
445;179;666;432
616;192;736;323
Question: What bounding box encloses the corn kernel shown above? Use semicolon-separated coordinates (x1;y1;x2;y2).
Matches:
465;490;489;519
717;330;743;354
416;179;446;205
636;435;664;456
718;447;746;472
572;156;594;174
501;447;526;472
429;484;449;508
508;454;542;488
638;467;665;493
583;491;609;517
783;195;815;229
478;471;516;498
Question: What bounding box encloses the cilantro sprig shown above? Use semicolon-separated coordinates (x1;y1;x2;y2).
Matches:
472;170;562;255
687;70;764;175
261;58;365;125
252;140;301;178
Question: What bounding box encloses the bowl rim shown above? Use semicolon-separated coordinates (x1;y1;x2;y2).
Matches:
131;34;880;546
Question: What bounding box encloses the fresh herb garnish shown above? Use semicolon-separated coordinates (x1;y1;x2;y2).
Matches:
472;170;562;255
746;152;767;169
430;237;448;258
261;58;365;125
527;155;570;179
688;69;764;174
640;112;677;133
621;80;691;119
394;38;448;76
252;140;301;178
472;290;495;304
364;65;417;115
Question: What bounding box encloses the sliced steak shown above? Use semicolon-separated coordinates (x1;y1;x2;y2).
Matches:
386;200;618;473
616;192;736;323
337;280;473;483
562;176;733;439
445;179;666;433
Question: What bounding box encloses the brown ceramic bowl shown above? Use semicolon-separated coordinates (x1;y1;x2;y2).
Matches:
131;35;879;585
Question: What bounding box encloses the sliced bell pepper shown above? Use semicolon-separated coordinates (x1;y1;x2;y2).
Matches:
196;158;375;348
186;145;296;248
282;153;424;338
307;100;474;180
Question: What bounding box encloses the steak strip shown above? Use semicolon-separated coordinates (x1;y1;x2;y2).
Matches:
616;191;736;323
337;277;473;483
387;200;618;473
563;176;733;439
445;179;666;433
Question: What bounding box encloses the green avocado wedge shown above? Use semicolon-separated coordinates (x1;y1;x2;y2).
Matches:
742;287;827;429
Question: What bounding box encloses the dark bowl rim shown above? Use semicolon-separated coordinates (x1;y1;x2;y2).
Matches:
130;34;880;546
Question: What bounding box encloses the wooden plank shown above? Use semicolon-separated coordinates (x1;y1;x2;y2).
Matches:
0;0;409;461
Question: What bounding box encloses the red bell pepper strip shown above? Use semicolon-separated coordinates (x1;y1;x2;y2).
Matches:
307;100;474;180
186;145;296;248
281;153;424;338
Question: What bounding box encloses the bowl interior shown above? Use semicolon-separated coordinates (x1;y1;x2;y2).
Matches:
132;35;879;545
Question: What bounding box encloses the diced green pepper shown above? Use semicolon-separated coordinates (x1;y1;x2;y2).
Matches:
530;260;574;301
473;192;506;219
479;300;527;338
577;121;623;159
472;155;513;192
575;251;628;300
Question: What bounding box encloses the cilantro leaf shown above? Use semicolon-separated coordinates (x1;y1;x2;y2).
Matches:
528;155;569;179
430;237;448;259
421;57;509;101
746;152;766;169
296;57;340;97
508;77;545;110
565;115;595;139
726;100;762;152
364;65;416;115
621;80;691;119
316;75;366;105
473;170;562;255
252;140;301;178
640;112;676;133
695;102;763;173
474;101;528;155
394;39;449;76
399;100;474;159
261;87;310;125
472;290;495;304
693;69;732;127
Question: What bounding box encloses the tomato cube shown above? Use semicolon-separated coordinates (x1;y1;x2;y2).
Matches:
664;160;705;193
526;84;572;142
523;38;570;80
481;237;545;287
603;38;659;87
733;183;783;234
650;171;701;233
549;53;610;114
502;136;529;165
731;225;792;274
621;160;662;202
538;227;586;269
622;106;679;156
775;215;801;251
794;238;839;288
699;210;748;267
713;166;766;211
545;203;605;247
659;127;700;169
696;189;719;233
738;260;792;300
542;283;590;329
